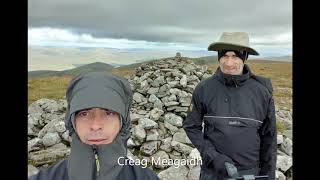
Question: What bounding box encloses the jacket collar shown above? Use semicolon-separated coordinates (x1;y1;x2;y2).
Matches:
214;64;252;87
67;133;126;180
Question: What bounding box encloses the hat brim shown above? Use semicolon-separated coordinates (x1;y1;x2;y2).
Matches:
208;42;259;55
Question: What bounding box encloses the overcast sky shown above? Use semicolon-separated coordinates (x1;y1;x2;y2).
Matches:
28;0;292;57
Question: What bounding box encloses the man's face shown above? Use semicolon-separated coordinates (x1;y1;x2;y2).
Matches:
75;108;121;145
219;51;244;75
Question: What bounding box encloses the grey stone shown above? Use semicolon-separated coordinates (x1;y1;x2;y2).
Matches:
283;130;292;140
160;137;173;153
138;80;150;93
61;130;72;143
168;94;177;101
174;107;189;112
139;72;153;82
187;75;200;83
179;97;192;107
28;146;70;166
180;75;188;87
161;96;170;103
48;143;67;150
28;113;43;135
173;129;193;145
42;132;61;147
185;85;196;93
281;137;292;156
54;121;66;133
277;155;292;172
139;118;158;129
127;138;136;148
133;92;146;103
164;121;179;134
28;164;39;178
28;138;42;153
166;106;178;111
276;170;286;180
148;94;159;103
164;113;183;127
158;84;171;96
57;99;67;111
277;150;287;156
127;149;139;161
132;125;146;141
187;148;202;169
38;98;61;113
178;90;189;98
164;101;180;107
168;81;179;88
143;102;154;110
169;88;181;96
201;73;212;80
28;101;44;115
187;165;201;180
278;117;292;129
158;164;189;180
130;113;142;122
146;129;160;141
148;87;160;95
158;122;168;137
151;150;170;169
150;108;164;121
154;99;164;110
151;76;166;87
168;153;182;161
171;141;194;155
140;141;160;156
277;135;284;145
137;110;148;115
178;112;187;118
38;119;59;138
41;113;65;125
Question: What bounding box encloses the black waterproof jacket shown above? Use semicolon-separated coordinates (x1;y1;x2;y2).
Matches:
183;65;276;180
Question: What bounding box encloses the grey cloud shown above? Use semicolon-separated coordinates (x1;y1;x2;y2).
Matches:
28;0;292;44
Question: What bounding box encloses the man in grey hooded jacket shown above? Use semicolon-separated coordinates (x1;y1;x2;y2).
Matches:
29;72;159;180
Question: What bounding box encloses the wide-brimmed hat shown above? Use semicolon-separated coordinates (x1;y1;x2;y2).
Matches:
208;32;259;55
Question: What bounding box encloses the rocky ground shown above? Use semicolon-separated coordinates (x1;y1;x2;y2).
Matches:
28;54;292;179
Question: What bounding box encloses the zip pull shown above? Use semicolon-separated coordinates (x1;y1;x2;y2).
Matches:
231;77;238;88
93;145;100;176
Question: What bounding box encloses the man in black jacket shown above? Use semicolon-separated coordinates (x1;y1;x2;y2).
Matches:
183;32;276;180
29;72;159;180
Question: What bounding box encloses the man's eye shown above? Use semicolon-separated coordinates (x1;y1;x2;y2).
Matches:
79;111;88;117
105;110;116;116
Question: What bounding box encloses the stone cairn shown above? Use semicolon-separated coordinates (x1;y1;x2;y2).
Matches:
28;53;292;180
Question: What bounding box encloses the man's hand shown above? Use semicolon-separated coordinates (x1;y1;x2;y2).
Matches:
225;162;239;178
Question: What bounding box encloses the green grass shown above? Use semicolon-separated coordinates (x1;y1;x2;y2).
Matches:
276;119;288;134
28;76;72;105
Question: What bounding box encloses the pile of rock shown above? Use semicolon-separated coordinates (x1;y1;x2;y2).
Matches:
28;54;293;180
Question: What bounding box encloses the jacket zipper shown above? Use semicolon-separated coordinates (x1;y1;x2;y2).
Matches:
93;146;100;178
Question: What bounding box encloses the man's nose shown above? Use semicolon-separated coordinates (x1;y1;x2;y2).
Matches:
224;58;233;66
90;115;104;131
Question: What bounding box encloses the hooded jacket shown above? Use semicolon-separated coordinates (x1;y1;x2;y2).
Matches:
29;72;159;180
183;65;277;180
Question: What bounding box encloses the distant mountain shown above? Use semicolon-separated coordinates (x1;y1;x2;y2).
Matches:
258;56;292;62
28;62;114;79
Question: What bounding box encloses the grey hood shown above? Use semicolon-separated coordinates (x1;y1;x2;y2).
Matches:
64;72;133;180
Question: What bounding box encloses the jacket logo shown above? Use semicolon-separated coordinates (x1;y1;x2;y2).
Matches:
229;121;241;125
